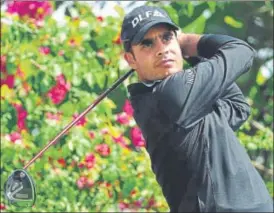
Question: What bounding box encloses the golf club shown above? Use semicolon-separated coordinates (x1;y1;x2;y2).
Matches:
3;69;134;207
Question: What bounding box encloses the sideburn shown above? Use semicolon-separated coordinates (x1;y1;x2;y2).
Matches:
129;49;136;60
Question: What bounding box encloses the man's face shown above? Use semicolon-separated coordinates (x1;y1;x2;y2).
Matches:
124;24;183;81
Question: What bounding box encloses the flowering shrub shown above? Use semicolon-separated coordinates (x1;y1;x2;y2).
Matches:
7;1;53;20
0;1;169;212
1;1;272;212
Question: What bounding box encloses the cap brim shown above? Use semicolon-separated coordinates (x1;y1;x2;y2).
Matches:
131;20;179;45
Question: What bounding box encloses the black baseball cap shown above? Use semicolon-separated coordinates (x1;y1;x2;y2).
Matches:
121;5;179;52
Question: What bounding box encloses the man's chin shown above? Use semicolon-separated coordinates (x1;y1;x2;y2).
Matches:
164;67;182;75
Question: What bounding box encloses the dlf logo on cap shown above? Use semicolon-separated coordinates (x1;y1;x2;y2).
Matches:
131;10;166;28
121;5;179;51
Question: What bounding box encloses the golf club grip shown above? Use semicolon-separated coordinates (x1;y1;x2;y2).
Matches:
23;69;135;170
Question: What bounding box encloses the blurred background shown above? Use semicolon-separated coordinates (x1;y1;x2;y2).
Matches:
1;1;273;212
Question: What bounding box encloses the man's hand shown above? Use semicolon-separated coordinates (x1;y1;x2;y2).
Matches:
177;33;202;58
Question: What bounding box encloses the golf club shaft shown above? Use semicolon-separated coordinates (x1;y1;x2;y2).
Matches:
23;69;134;170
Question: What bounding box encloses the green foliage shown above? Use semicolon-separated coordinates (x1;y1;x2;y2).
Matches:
1;1;273;212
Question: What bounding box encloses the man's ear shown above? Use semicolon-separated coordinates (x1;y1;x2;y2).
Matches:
124;52;137;70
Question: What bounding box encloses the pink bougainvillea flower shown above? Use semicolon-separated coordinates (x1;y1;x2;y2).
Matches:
17;120;27;131
7;1;53;20
97;16;103;22
39;46;51;55
119;202;129;211
73;113;87;126
78;162;85;169
100;128;109;135
47;74;70;105
88;131;95;139
12;103;28;132
116;112;130;125
56;74;66;86
76;176;93;189
12;103;21;110
86;161;95;169
0;203;6;210
85;153;95;163
1;56;14;88
1;57;27;89
113;135;129;149
76;179;85;189
46;112;62;121
34;19;44;27
7;132;22;144
47;84;68;105
56;74;70;90
86;179;94;188
85;153;96;169
147;197;156;208
17;108;27;120
1;74;14;89
123;99;134;117
58;50;65;56
0;56;13;88
130;127;146;148
1;55;6;72
95;143;111;157
16;66;25;79
76;176;87;189
134;200;142;208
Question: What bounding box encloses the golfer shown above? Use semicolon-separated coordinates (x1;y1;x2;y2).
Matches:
121;5;273;212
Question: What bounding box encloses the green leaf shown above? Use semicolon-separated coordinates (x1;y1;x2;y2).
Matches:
20;60;35;79
84;72;94;87
102;166;119;182
256;68;268;85
19;43;37;55
187;3;194;17
224;16;243;28
59;102;76;116
162;6;179;25
122;178;136;197
207;2;217;13
6;56;17;75
72;74;82;86
25;96;35;113
247;142;257;150
182;14;206;33
114;5;125;17
94;72;106;89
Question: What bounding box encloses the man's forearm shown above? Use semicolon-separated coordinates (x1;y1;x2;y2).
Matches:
178;33;202;57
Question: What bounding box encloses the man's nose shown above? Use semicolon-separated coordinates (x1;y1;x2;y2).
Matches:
155;39;168;57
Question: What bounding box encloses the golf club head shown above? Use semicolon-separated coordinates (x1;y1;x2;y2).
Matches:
4;169;36;207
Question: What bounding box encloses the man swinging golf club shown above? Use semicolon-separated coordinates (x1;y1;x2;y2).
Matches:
121;5;273;212
3;4;273;212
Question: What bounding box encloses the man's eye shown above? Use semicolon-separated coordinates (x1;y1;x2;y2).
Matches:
141;39;153;48
163;32;173;42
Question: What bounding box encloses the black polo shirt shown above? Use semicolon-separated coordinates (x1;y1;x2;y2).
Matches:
127;34;273;212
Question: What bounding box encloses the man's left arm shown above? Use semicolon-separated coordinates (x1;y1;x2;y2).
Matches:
179;33;252;130
215;83;251;131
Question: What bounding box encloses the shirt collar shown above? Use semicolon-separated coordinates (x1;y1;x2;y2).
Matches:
141;79;162;87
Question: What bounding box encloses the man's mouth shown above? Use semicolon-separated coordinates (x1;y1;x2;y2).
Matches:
157;59;174;67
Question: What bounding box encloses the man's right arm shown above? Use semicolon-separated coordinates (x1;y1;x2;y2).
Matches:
154;34;256;128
